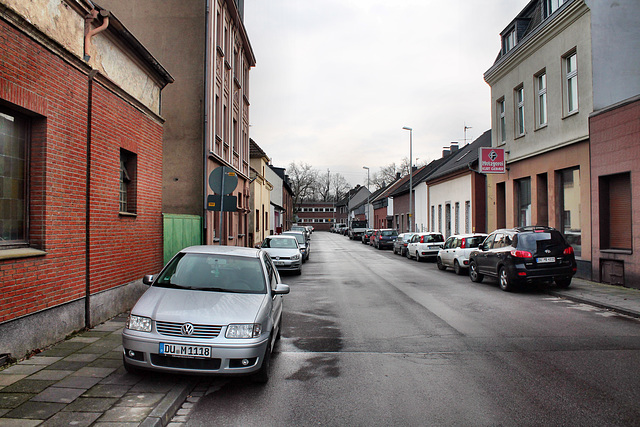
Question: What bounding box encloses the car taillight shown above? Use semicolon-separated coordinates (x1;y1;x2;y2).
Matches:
510;249;533;258
563;246;574;255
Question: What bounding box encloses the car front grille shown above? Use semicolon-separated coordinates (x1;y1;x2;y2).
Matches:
150;354;221;370
155;321;222;338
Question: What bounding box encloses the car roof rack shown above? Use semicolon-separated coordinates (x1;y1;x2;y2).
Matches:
515;225;554;232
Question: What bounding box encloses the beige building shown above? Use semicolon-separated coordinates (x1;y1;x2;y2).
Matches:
100;0;255;247
249;139;273;247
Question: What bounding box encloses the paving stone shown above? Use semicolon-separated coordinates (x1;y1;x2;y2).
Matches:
99;372;141;386
0;408;9;416
68;336;101;344
80;331;110;338
0;375;26;387
36;348;77;358
92;323;123;332
92;422;139;427
39;411;101;427
72;367;116;378
117;392;164;407
0;379;56;393
1;364;45;375
3;401;66;419
102;350;123;360
49;341;89;351
56;375;102;389
131;378;179;393
61;396;118;412
0;418;42;427
45;360;89;371
97;406;152;422
0;393;32;409
30;386;85;404
29;370;73;381
63;353;100;363
23;356;62;366
82;384;130;398
87;358;122;369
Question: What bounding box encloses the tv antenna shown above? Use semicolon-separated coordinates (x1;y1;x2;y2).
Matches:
464;123;473;144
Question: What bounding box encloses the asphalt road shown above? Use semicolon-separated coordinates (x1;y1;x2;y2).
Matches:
183;232;640;426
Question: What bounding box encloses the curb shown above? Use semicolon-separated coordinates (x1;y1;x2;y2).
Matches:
546;289;640;319
140;380;197;427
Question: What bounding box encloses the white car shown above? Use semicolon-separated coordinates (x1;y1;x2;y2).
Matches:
259;235;303;275
436;233;488;275
406;232;445;261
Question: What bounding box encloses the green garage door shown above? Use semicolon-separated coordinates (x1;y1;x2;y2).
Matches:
163;214;202;264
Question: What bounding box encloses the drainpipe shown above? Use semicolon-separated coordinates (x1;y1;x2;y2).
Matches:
203;0;212;244
84;9;110;62
85;69;98;329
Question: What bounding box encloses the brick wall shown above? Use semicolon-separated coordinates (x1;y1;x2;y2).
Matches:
0;18;164;335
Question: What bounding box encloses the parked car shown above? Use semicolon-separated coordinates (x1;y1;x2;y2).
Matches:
436;233;488;275
282;230;310;261
290;224;310;240
406;232;445;261
122;245;290;383
368;229;380;246
362;229;374;244
258;235;303;275
372;229;398;249
468;226;577;292
393;233;415;256
332;223;348;234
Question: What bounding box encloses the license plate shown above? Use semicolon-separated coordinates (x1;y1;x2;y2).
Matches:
537;257;556;263
274;261;284;266
159;343;211;358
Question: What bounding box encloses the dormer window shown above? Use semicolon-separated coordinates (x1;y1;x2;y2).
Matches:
503;29;516;54
543;0;566;18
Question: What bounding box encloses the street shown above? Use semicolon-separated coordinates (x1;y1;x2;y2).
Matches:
182;232;640;426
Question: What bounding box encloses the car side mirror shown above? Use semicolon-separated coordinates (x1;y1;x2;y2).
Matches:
142;275;154;286
274;284;290;295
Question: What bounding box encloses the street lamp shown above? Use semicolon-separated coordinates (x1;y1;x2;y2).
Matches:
402;126;413;232
363;166;370;228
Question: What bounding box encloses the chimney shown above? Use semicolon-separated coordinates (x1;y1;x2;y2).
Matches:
442;148;450;157
396;172;401;180
450;143;459;152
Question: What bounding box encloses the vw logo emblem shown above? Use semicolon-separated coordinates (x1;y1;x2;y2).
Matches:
181;323;194;336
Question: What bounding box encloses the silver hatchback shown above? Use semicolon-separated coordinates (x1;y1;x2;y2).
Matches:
122;245;290;383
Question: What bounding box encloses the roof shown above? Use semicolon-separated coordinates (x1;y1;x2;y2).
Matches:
426;130;491;182
249;139;269;160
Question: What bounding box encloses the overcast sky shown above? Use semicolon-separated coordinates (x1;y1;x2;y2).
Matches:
244;0;526;186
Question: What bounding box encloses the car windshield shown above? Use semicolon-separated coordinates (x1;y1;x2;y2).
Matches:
284;233;305;244
154;253;266;294
351;221;367;228
425;234;444;243
262;238;297;249
516;231;565;252
466;236;486;248
381;230;397;236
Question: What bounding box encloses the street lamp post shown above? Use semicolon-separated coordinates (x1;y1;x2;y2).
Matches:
402;127;413;232
363;166;370;228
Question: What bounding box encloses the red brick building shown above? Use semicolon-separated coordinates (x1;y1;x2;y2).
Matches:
590;95;640;289
297;202;336;232
0;1;172;359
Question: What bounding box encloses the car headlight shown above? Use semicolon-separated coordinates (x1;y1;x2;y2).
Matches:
292;254;300;260
226;324;262;338
126;315;152;332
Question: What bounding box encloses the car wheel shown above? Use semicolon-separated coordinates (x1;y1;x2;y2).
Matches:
406;249;411;259
469;261;483;283
252;336;272;384
499;266;514;292
415;251;421;262
436;257;446;271
555;277;572;288
454;260;463;276
296;267;302;275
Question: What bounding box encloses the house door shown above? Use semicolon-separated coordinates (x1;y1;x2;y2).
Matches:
445;203;451;238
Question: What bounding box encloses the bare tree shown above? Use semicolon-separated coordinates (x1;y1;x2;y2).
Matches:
315;169;332;202
331;173;350;201
287;161;319;211
371;162;399;190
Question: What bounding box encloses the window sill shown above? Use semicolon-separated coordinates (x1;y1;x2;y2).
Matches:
0;248;47;260
600;249;632;255
514;133;526;141
534;123;548;132
563;110;579;120
119;212;137;218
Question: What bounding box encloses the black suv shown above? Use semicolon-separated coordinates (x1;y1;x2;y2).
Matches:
468;226;577;291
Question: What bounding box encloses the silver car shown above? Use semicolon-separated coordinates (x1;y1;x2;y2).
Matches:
282;230;310;261
436;233;488;275
259;235;303;275
122;245;290;383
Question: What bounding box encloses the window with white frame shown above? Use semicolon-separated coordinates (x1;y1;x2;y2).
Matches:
454;202;459;234
503;29;516;54
564;52;578;114
497;98;506;144
515;86;525;137
543;0;566;18
536;72;548;127
465;201;471;233
431;206;435;231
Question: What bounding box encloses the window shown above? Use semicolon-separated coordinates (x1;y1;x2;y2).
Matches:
232;119;238;153
431;206;435;231
560;167;581;257
536;72;548;127
0;109;28;246
599;173;631;251
516;177;531;226
119;149;137;214
438;205;442;233
454;202;459;235
497;98;506;144
465;201;471;233
503;29;516;54
256;209;260;231
543;0;566;18
515;86;525;137
564;52;578;114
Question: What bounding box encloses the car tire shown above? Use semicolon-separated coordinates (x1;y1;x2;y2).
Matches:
436;257;446;271
296;267;302;275
499;266;514;292
252;336;272;384
469;261;483;283
454;260;463;276
555;277;572;288
406;249;411;259
415;251;421;262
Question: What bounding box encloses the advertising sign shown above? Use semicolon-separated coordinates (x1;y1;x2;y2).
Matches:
479;147;506;173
